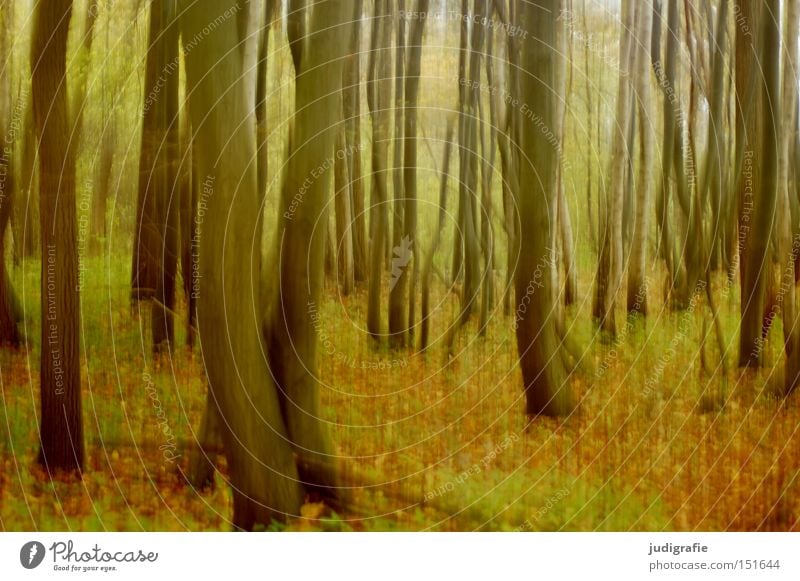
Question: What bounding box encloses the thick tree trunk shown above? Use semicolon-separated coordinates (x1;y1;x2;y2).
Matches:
181;0;303;529
267;0;350;508
31;0;84;473
515;0;573;417
738;0;766;366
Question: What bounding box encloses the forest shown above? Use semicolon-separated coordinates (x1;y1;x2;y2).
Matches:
0;0;798;532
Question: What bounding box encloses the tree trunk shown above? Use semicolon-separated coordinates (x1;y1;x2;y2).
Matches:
343;2;367;284
399;0;429;343
367;0;392;339
267;0;351;508
31;0;84;473
738;0;767;366
334;126;355;295
150;0;180;352
515;0;573;417
388;0;407;346
627;0;654;315
181;0;303;529
420;120;454;352
781;0;800;393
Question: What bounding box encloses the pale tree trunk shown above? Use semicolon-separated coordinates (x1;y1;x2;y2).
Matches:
267;0;351;507
14;95;38;262
343;2;367;284
70;0;98;142
515;0;573;417
627;0;653;315
335;126;355;294
420;119;454;351
447;0;484;354
595;0;634;328
555;3;576;308
181;0;303;529
367;0;392;339
255;0;276;201
31;0;84;473
599;0;635;335
478;41;496;335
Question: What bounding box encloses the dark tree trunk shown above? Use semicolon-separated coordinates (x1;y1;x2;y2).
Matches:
515;0;573;417
31;0;84;473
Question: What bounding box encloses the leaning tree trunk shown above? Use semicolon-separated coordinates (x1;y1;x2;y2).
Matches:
181;0;303;529
267;0;350;508
31;0;84;473
514;0;573;417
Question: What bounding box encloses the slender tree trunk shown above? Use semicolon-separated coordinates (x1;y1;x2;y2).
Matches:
420;120;454;351
399;0;429;343
334;126;355;294
595;0;634;334
0;0;20;345
343;2;367;284
388;0;407;346
367;0;392;339
31;0;84;473
781;0;800;393
627;0;654;315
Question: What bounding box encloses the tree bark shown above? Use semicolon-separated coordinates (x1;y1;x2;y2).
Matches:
367;0;393;339
181;0;303;529
627;0;654;315
515;0;574;417
31;0;84;473
267;0;351;508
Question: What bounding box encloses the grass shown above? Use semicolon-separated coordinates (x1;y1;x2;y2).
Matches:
0;250;798;532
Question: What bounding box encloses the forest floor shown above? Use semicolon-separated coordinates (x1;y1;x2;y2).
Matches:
1;255;799;531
